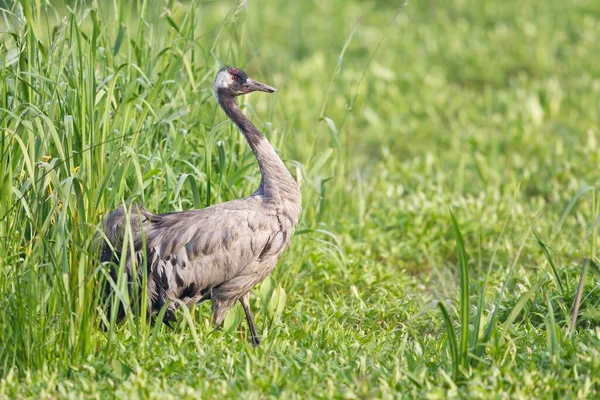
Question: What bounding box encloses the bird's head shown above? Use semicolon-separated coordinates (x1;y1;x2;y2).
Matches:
214;66;278;98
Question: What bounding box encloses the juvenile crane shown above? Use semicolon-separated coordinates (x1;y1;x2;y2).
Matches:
101;67;301;346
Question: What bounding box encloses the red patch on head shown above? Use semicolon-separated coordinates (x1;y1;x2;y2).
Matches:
226;68;248;82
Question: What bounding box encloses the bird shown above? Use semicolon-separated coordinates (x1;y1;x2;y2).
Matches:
100;66;302;346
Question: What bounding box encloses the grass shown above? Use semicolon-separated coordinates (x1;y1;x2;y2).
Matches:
1;0;600;397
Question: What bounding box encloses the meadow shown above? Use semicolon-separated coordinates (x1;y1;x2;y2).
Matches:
1;0;599;398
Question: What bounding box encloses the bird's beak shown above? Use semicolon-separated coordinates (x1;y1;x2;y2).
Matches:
244;78;278;93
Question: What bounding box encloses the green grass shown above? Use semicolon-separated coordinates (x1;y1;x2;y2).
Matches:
1;0;600;397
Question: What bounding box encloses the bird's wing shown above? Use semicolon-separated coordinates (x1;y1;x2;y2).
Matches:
140;198;285;304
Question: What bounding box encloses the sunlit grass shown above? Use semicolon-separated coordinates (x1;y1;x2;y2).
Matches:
1;0;600;397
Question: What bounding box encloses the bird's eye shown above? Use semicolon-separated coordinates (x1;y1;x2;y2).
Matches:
231;75;237;81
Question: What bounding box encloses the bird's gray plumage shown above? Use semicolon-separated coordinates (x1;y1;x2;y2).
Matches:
100;67;301;345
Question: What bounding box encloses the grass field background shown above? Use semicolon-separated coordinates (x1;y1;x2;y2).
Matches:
1;0;599;397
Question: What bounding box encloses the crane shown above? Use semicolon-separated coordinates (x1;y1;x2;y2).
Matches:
101;67;302;346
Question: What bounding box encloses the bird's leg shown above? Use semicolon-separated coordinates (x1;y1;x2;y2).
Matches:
240;293;260;346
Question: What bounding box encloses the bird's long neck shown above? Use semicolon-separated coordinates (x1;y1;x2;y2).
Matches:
218;95;299;204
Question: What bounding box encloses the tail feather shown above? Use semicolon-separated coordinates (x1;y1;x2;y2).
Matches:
100;204;150;263
98;204;151;326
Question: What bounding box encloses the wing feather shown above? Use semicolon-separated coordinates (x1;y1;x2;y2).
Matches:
140;199;278;301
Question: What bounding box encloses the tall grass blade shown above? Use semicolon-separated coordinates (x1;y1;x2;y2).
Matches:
501;279;545;341
478;223;533;358
449;210;469;372
569;258;589;335
438;301;459;380
533;231;565;295
553;186;596;240
545;294;559;361
471;187;519;361
318;15;363;120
